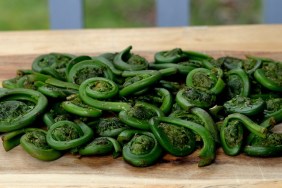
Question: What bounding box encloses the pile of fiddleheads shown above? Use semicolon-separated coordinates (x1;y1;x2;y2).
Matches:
1;46;282;167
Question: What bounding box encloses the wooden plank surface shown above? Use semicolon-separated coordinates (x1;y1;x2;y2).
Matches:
1;25;282;56
0;25;282;187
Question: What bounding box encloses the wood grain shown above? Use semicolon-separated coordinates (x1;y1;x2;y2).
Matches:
1;25;282;56
0;25;282;187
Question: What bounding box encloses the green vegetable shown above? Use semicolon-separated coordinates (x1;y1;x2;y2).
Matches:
150;119;196;157
2;47;282;167
186;68;225;95
20;129;62;161
254;61;282;92
79;77;130;112
223;95;265;116
119;101;164;130
134;87;173;115
90;117;128;137
32;53;74;80
225;68;250;98
119;72;162;97
169;107;219;143
220;113;267;156
154;48;187;64
176;87;216;110
79;137;121;158
150;117;216;167
0;88;48;132
121;130;163;167
217;56;244;70
34;77;79;98
264;98;282;122
244;132;282;157
46;120;94;150
61;94;102;117
2;127;38;151
67;59;114;85
113;46;149;71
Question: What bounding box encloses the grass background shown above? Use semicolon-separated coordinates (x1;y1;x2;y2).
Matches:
0;0;262;30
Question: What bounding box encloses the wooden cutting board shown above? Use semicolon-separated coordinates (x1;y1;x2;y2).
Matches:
0;51;281;188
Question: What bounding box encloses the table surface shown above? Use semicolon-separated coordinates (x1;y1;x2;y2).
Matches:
0;25;282;188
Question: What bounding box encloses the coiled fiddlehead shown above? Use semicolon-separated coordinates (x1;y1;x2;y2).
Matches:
46;120;94;150
176;87;216;110
223;95;265;116
263;98;282;122
220;113;267;156
186;67;225;95
120;129;163;167
67;59;114;85
244;132;282;157
150;117;216;167
113;46;149;71
20;129;62;161
0;88;48;132
90;117;128;138
243;55;263;75
150;118;196;157
254;61;282;92
43;102;83;129
169;107;219;144
154;48;187;64
134;87;173;115
216;56;244;71
225;68;250;98
79;137;121;158
79;77;130;112
119;101;164;130
32;53;74;80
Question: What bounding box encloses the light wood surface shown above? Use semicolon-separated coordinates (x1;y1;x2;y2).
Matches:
0;25;282;188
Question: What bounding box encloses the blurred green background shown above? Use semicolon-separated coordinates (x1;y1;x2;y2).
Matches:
0;0;262;30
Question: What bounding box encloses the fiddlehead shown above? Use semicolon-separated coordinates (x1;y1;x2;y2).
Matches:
35;77;78;98
0;88;48;132
119;72;162;97
176;87;216;110
20;129;62;161
119;101;164;130
79;137;121;158
113;46;149;71
67;59;114;85
225;68;250;98
90;117;128;138
79;77;130;112
120;130;163;167
134;87;173;115
216;56;244;71
32;53;74;80
186;67;225;95
244;132;282;157
254;61;282;92
263;98;282;122
150;118;196;157
46;120;94;150
169;108;219;143
150;117;216;167
223;95;265;116
220;113;267;156
61;94;102;118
